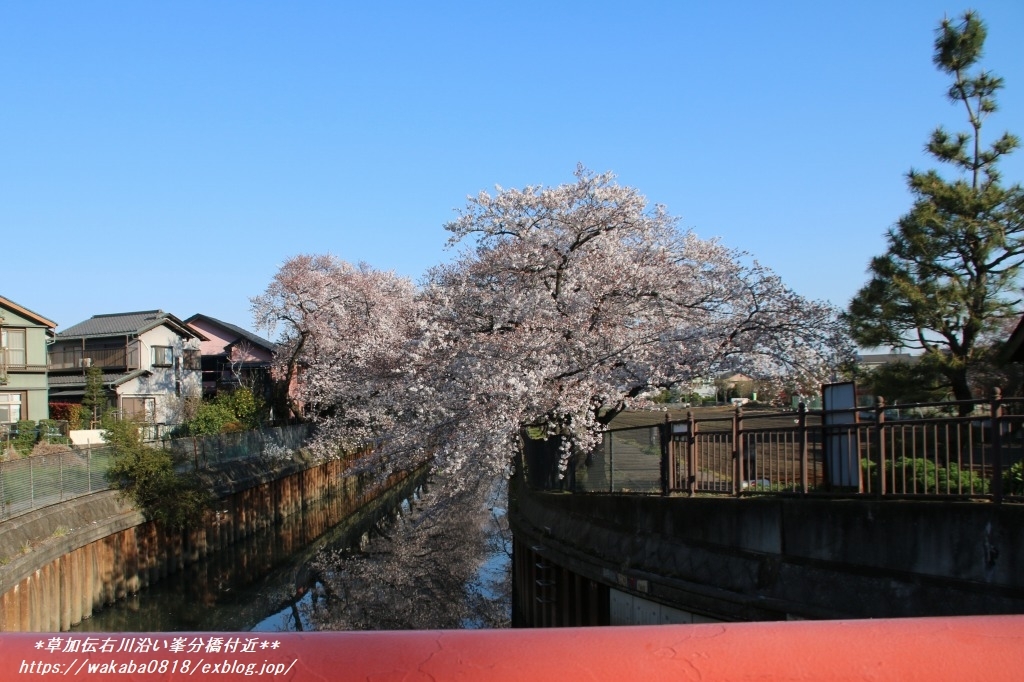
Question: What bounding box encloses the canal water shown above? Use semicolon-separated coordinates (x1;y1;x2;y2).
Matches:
69;473;508;632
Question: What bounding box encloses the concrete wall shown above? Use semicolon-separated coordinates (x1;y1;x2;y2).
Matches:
510;479;1024;624
0;453;416;632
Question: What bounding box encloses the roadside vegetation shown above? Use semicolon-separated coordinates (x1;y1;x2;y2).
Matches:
103;415;211;529
179;387;267;437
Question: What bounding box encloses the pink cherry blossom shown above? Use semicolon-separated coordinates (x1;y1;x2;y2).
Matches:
253;168;852;484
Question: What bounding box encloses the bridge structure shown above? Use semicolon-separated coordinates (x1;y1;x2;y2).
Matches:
510;396;1024;627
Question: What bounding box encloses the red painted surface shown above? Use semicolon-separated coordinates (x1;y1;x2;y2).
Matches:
0;616;1021;680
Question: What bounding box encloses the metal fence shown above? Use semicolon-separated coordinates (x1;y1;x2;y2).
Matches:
159;424;312;469
564;393;1024;502
0;423;313;521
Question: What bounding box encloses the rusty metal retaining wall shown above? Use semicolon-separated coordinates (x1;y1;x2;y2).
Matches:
0;455;411;632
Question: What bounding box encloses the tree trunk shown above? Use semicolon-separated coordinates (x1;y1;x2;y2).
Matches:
949;369;974;416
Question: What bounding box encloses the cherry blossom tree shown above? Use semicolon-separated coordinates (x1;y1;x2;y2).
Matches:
252;168;851;484
419;167;850;477
251;255;429;471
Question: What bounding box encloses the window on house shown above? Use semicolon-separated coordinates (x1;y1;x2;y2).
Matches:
152;346;174;367
183;349;201;371
1;329;26;367
121;396;156;423
0;393;24;423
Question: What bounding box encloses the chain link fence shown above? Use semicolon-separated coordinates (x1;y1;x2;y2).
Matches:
573;426;664;493
0;424;312;521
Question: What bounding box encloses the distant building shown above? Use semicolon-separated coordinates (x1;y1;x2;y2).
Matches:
1003;316;1024;363
48;310;205;427
0;296;57;425
855;352;919;371
184;314;275;399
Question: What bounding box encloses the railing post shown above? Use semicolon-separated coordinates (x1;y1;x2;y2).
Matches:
608;432;614;494
661;414;672;496
733;405;744;496
798;402;808;495
687;410;697;497
875;396;887;497
991;387;1004;504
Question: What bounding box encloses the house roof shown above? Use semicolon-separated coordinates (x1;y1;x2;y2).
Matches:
1005;316;1024;362
48;369;153;398
58;310;206;341
856;353;919;366
185;313;275;353
0;295;57;329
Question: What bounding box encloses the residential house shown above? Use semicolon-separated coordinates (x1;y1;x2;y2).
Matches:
1004;316;1024;363
855;352;919;371
48;310;205;427
0;296;57;426
183;314;275;399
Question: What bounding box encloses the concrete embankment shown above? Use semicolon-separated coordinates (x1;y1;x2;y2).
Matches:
0;451;413;632
510;478;1024;625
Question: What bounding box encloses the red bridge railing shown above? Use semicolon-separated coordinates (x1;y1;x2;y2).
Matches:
1;616;1022;681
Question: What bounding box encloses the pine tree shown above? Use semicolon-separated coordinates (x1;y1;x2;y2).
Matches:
844;11;1024;406
81;365;108;428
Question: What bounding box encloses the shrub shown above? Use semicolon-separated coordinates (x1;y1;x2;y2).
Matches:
49;403;84;430
1004;461;1024;496
37;419;71;445
11;420;37;456
104;417;211;528
187;402;237;436
222;387;263;429
183;387;266;436
887;456;988;495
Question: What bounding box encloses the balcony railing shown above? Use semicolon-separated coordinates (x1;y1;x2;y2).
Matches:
48;344;140;371
0;347;22;373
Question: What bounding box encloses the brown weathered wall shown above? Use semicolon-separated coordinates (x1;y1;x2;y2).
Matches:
0;455;412;632
510;480;1024;623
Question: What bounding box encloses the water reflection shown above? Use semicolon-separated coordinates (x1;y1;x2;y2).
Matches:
300;478;511;631
71;475;426;633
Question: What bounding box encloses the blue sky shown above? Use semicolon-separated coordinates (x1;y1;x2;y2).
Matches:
2;1;1022;337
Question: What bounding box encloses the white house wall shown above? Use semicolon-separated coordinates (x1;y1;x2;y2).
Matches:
116;326;201;425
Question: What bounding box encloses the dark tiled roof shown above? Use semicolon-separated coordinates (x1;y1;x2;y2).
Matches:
185;314;275;353
47;369;150;387
1005;316;1024;362
58;310;202;340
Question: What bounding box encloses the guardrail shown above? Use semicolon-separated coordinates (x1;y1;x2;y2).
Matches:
539;392;1024;502
0;616;1021;681
0;424;312;520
